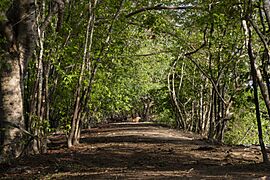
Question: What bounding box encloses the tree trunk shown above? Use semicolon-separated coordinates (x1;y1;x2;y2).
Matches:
0;53;25;160
0;0;36;161
244;19;269;163
68;0;97;148
208;88;215;139
167;58;186;129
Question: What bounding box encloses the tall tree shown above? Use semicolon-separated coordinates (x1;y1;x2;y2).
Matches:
0;0;36;161
68;0;98;148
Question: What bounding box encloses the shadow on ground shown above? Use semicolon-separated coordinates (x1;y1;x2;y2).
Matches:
0;123;270;179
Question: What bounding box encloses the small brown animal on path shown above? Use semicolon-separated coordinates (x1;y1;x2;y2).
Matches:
132;116;141;123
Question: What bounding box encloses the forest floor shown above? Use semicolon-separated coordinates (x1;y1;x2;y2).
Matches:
1;122;270;179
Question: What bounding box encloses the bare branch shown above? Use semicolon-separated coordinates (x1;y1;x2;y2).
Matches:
117;50;173;58
126;4;194;18
182;28;228;105
40;0;66;33
2;121;36;138
185;55;227;105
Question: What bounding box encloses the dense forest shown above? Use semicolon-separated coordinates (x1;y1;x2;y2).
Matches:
0;0;270;165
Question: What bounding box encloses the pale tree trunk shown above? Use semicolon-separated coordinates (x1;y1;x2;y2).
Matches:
27;0;66;153
0;53;25;161
208;88;215;139
80;0;126;128
246;5;270;118
68;0;125;147
199;81;205;134
202;79;210;136
167;58;186;129
243;18;269;163
0;0;36;161
27;0;46;154
68;0;97;148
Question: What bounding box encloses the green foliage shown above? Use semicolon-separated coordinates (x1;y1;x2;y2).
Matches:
225;89;270;145
225;111;270;145
0;0;267;148
0;0;10;21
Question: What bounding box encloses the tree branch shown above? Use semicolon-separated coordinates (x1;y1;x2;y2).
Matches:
182;28;228;105
116;50;173;58
2;120;36;138
40;0;66;33
126;4;194;18
184;55;227;105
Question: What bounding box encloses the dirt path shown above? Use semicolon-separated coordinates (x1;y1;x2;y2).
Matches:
1;122;270;179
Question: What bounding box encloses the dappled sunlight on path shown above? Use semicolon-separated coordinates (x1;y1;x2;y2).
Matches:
1;122;270;179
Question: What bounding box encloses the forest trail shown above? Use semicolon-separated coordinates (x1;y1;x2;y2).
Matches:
1;122;270;179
